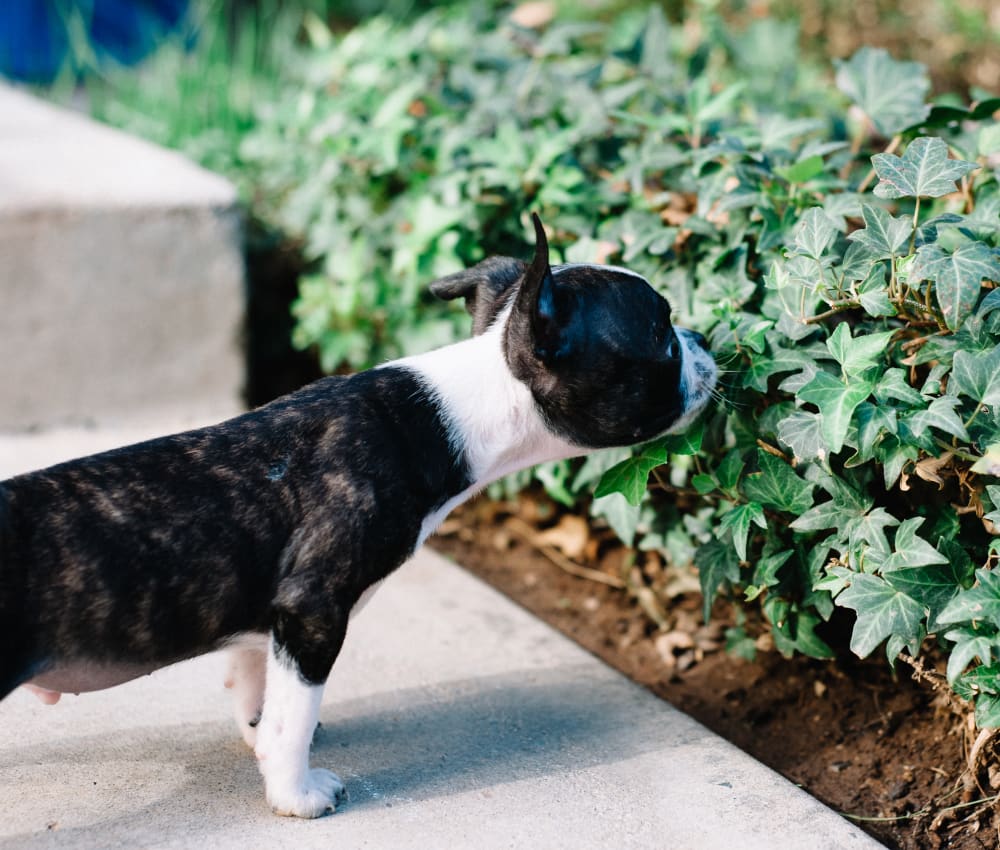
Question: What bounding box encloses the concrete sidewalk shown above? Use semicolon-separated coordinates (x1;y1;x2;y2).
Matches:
0;428;884;850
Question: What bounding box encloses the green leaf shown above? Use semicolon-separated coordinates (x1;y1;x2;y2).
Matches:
857;264;896;318
745;347;813;392
777;154;825;184
720;502;766;560
836;572;926;658
874;368;925;406
951;344;1000;409
590;493;641;547
835;47;930;136
595;444;667;506
797;370;875;454
715;450;746;491
855;403;898;459
846;205;912;259
872;137;979;200
826;322;895;377
770;607;836;660
793;207;838;259
943;627;996;683
911;243;1000;331
883;517;948;570
741;449;814;514
883;557;966;626
906;396;970;441
777;410;826;462
662;421;704;455
975;693;1000;729
692;473;717;495
789;498;844;532
695;539;741;622
938;569;1000;631
954;663;1000;699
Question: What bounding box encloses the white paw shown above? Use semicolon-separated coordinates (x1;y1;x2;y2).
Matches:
267;768;346;818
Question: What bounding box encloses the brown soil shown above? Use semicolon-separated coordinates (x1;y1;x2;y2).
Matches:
431;497;1000;850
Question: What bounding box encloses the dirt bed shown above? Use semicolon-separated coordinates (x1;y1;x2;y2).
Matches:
431;498;1000;850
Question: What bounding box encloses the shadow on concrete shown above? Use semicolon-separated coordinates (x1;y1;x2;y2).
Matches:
0;665;679;848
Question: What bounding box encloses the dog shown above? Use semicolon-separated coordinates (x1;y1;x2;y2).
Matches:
0;214;717;817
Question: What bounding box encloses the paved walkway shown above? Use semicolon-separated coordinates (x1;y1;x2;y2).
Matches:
0;426;885;849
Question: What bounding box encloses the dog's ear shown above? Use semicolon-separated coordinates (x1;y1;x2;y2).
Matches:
429;256;526;334
513;214;567;364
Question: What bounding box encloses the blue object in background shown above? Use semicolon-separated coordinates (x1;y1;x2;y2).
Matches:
0;0;190;82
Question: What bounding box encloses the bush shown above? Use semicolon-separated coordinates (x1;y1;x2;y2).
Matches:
84;4;1000;719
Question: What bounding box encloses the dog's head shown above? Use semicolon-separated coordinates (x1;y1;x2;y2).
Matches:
430;214;717;448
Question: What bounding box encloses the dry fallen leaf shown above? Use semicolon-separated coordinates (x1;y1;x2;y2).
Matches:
534;514;590;560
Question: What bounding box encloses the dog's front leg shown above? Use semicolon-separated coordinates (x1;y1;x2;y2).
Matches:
254;600;349;818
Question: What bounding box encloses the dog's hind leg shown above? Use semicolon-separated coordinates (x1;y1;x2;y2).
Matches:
226;644;268;748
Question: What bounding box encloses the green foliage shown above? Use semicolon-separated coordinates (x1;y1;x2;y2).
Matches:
80;3;1000;721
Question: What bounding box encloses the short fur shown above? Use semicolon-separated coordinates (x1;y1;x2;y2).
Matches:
0;214;717;817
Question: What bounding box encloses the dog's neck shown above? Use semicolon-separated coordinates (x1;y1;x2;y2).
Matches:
392;312;580;490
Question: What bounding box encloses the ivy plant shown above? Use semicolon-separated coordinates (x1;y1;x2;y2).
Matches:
83;3;1000;720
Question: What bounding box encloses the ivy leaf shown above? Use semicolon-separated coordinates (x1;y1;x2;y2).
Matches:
590;493;641;548
872;137;979;201
777;410;826;462
662;421;704;455
951;344;1000;409
906;396;970;441
835;47;930;136
938;569;1000;631
855;403;898;459
749;549;794;591
797;370;875;454
883;518;948;570
742;449;815;514
976;694;1000;728
978;289;1000;317
770;607;836;660
789;498;845;532
857;264;896;318
715;450;745;491
826;322;895;377
792;207;838;259
874;368;925;406
845;507;900;565
695;539;741;622
837;572;926;658
595;444;667;506
954;663;1000;700
846;204;912;259
911;243;1000;331
745;347;813;392
883;555;967;626
720;502;767;561
943;627;996;684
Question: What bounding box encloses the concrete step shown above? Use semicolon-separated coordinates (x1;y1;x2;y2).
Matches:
0;428;885;849
0;84;245;432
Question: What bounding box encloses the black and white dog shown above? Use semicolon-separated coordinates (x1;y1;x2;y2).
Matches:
0;215;716;817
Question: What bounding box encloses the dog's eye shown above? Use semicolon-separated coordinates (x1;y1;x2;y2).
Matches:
665;334;680;360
